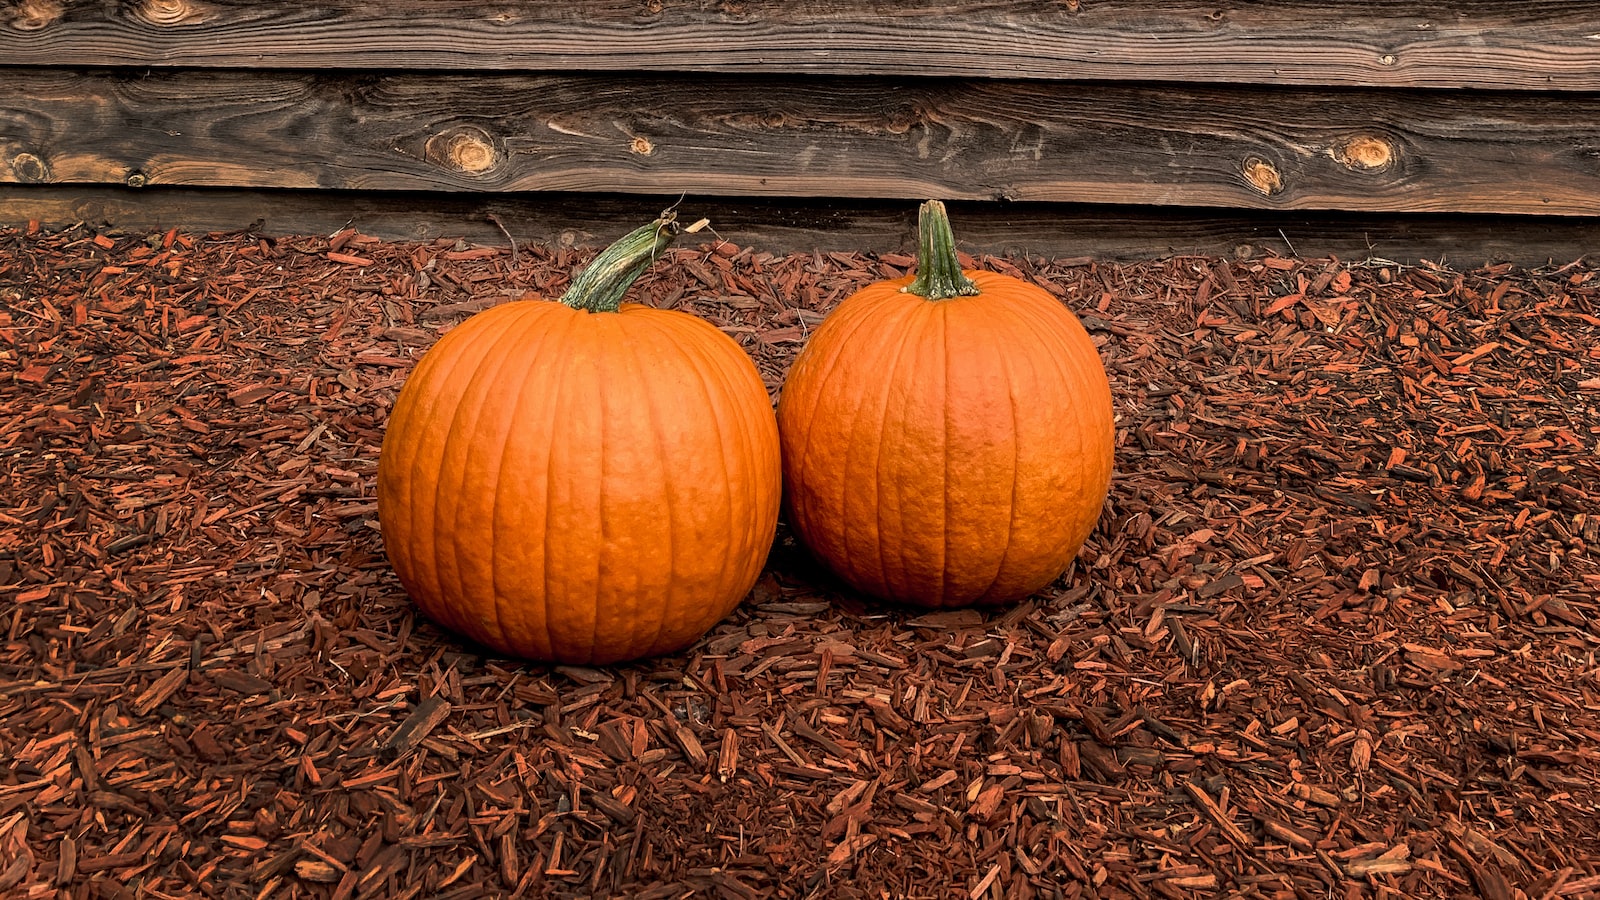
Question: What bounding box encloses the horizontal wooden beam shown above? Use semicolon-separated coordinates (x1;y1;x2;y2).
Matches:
5;69;1600;216
5;186;1597;267
2;0;1598;91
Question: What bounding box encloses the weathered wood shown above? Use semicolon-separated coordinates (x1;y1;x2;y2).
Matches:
6;69;1600;215
7;185;1599;266
3;0;1598;91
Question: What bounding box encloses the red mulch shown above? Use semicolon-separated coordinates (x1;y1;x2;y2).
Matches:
2;220;1598;900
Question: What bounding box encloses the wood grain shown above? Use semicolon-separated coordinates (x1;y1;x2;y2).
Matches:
5;69;1599;215
1;0;1597;91
7;185;1597;266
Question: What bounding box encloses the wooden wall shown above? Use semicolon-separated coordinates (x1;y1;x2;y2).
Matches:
3;1;1599;262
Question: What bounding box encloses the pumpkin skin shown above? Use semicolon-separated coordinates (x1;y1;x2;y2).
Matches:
378;218;781;664
776;202;1113;608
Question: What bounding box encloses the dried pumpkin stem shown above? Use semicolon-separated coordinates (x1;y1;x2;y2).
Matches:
559;212;683;312
903;199;980;301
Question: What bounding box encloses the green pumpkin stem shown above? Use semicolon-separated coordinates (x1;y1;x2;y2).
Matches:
903;199;980;301
559;212;683;312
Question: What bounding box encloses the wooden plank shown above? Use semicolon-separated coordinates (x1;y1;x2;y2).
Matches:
5;69;1600;215
6;185;1598;266
3;0;1598;91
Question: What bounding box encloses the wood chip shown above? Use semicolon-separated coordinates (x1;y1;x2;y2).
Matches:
381;696;452;758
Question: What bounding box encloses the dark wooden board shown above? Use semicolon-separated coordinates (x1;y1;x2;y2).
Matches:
2;0;1598;90
6;185;1597;266
6;69;1600;215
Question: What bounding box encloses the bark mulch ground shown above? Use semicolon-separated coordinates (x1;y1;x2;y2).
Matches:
2;220;1598;900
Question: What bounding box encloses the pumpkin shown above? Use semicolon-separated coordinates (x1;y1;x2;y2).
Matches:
776;200;1114;608
377;214;782;664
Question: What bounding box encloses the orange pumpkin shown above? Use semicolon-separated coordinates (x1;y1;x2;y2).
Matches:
378;215;781;664
776;201;1114;608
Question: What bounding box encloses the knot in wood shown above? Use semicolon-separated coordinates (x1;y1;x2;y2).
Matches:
1241;157;1284;196
629;136;655;156
427;127;499;175
10;153;50;184
9;0;63;30
136;0;202;26
1334;135;1395;171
